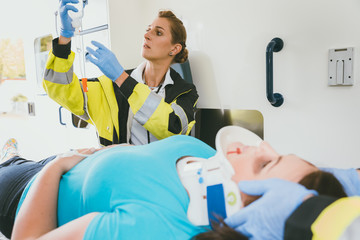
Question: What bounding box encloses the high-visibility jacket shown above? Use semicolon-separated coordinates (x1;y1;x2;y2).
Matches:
43;38;198;146
285;196;360;240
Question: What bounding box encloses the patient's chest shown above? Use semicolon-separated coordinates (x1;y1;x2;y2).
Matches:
57;148;189;226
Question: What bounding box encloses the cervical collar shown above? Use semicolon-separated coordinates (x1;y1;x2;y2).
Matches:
177;126;262;226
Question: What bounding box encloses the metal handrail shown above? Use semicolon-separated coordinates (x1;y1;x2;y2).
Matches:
59;106;66;126
266;37;284;107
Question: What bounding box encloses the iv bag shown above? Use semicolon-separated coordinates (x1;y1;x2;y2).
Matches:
68;0;84;29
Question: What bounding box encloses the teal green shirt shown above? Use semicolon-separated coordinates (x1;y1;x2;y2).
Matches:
17;135;215;239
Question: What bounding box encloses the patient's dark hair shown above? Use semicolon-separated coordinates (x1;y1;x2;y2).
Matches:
192;170;347;240
299;170;347;198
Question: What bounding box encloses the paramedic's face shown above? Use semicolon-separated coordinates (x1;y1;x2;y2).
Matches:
227;141;318;183
142;17;175;61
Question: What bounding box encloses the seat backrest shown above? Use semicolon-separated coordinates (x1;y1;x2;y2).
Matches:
171;60;194;84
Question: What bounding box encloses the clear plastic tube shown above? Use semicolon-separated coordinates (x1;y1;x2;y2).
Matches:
74;34;86;79
68;1;101;147
68;0;85;78
58;148;95;158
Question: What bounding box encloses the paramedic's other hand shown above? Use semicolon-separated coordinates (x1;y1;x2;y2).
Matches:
86;41;124;81
225;179;318;240
320;167;360;196
59;0;79;38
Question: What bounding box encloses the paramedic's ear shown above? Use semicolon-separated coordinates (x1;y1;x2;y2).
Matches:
170;43;182;56
224;179;317;240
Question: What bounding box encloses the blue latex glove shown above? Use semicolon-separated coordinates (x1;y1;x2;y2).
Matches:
320;167;360;196
86;41;124;81
225;179;318;240
59;0;79;38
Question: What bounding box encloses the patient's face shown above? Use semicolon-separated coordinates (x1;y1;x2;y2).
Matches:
226;141;317;206
227;141;318;183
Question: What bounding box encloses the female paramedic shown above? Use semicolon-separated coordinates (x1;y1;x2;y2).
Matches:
0;126;351;240
43;0;198;146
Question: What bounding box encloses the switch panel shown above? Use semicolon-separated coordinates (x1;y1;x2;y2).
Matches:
328;47;354;86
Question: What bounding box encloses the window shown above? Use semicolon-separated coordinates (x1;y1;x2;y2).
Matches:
0;38;27;114
0;38;26;84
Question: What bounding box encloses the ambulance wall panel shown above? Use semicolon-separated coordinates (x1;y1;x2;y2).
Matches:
108;0;360;167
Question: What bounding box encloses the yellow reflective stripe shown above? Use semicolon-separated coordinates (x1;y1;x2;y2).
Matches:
128;84;151;114
193;97;198;108
186;120;196;135
173;88;192;102
312;197;360;240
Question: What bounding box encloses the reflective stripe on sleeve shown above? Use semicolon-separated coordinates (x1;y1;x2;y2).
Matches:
171;102;188;134
78;112;90;121
134;93;162;125
44;66;74;84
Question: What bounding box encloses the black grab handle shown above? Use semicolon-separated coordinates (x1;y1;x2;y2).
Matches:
266;37;284;107
59;106;66;126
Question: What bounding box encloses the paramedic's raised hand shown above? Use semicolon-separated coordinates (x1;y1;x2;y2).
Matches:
59;0;79;38
225;179;318;240
86;41;125;81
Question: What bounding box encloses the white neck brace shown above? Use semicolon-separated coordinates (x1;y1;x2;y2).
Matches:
177;126;262;226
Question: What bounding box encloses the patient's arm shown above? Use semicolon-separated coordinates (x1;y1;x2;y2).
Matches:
12;148;99;240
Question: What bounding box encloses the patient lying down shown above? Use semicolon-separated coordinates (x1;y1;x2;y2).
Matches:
0;127;352;240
